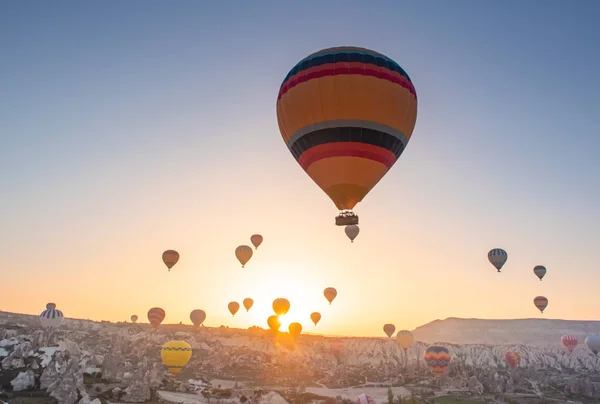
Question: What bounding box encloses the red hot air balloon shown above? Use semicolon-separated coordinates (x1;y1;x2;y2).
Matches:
504;351;520;369
147;307;166;329
562;335;578;353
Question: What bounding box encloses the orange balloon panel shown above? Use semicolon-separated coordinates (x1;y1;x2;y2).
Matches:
276;46;418;211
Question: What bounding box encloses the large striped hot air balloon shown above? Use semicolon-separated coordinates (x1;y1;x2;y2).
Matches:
396;330;414;352
276;46;418;226
488;249;507;272
161;340;192;376
504;351;520;369
562;335;578;353
424;346;451;377
147;307;166;329
40;307;64;330
534;296;548;313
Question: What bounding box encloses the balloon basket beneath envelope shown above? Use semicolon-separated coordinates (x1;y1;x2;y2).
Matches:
335;211;358;226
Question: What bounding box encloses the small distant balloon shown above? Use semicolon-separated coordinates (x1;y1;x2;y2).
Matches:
267;315;281;333
228;302;240;317
289;322;302;338
586;336;600;355
130;315;138;323
250;234;263;250
533;296;548;313
396;330;414;352
310;312;322;326
324;287;337;304
243;298;254;312
533;265;546;281
162;250;179;271
40;306;64;330
161;340;192;376
562;335;578;353
504;351;520;369
235;245;253;268
190;310;206;327
46;303;56;310
356;393;376;404
424;345;451;377
272;298;290;316
383;324;395;338
488;248;507;272
345;225;359;242
148;307;166;329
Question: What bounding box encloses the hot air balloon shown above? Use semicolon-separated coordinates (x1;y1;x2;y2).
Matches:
235;245;253;268
161;340;192;376
162;250;179;271
228;302;240;317
533;265;546;281
586;336;600;355
504;351;520;369
250;234;263;250
243;298;254;312
534;296;548;313
148;307;166;329
130;315;138;323
190;310;206;327
345;225;359;243
562;335;578;353
46;303;56;310
488;248;507;272
272;298;290;316
356;393;376;404
324;287;337;304
40;307;64;330
383;324;395;338
276;46;418;226
310;312;322;326
267;315;281;333
396;330;414;352
289;322;302;338
424;346;451;377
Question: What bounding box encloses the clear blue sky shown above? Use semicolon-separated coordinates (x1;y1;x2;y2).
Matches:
1;1;599;336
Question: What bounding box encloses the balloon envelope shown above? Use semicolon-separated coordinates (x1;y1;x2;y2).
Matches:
504;351;520;369
243;298;254;312
161;340;192;376
148;307;166;329
586;336;600;355
289;322;302;338
488;248;507;272
396;330;414;351
424;345;451;377
46;303;56;310
533;265;546;281
190;310;206;327
130;315;138;323
272;298;290;316
276;47;418;217
162;250;179;270
235;245;253;267
383;324;395;338
267;315;281;333
562;335;578;353
228;302;240;316
345;225;359;242
324;287;337;304
40;308;64;330
250;234;263;250
310;312;322;326
534;296;548;313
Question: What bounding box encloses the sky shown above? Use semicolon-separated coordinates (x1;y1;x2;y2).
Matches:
1;1;600;338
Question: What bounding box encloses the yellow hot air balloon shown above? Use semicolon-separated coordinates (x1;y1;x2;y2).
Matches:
162;250;179;271
161;340;192;376
277;46;418;226
289;322;302;338
267;315;281;333
396;330;414;352
228;302;240;317
243;298;254;312
324;287;337;305
310;312;321;326
250;234;263;250
272;298;290;316
235;245;253;268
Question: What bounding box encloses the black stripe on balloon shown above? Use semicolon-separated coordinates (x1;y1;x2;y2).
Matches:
289;127;406;160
